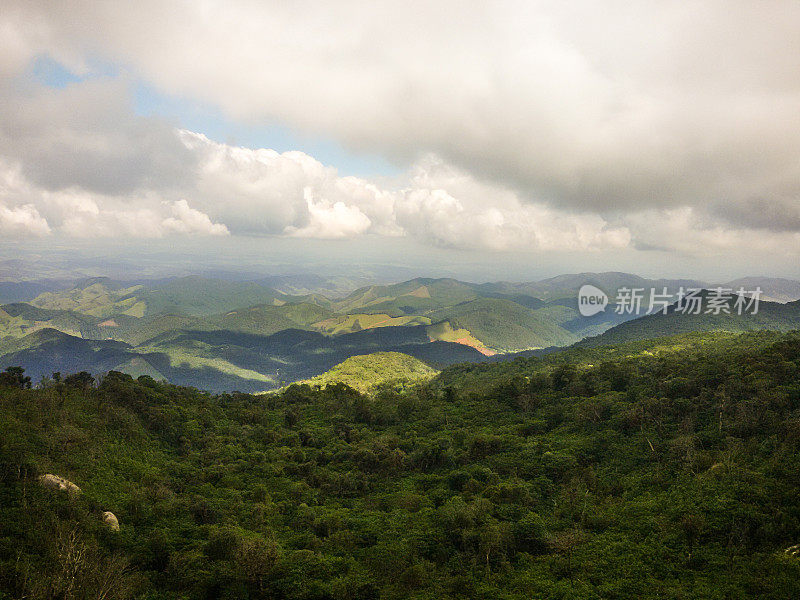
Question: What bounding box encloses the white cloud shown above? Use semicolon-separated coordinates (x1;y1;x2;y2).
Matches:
153;131;638;250
0;47;798;261
393;182;630;252
55;196;228;239
174;135;633;250
0;108;632;249
0;78;793;258
0;202;50;237
0;87;631;250
626;207;800;257
0;80;194;196
285;190;372;239
162;199;229;236
0;154;227;239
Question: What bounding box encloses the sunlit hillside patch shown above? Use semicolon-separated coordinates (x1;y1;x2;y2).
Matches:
303;351;437;392
404;285;431;298
313;313;431;335
31;283;146;319
114;356;167;380
137;345;275;384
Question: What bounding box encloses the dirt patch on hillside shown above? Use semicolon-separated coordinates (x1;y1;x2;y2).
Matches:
430;333;496;356
454;337;496;356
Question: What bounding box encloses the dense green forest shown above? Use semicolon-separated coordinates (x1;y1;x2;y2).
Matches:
1;331;799;598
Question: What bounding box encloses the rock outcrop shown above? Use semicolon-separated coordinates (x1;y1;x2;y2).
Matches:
102;511;120;531
38;474;81;497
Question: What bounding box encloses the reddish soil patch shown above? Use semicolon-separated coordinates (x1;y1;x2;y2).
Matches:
454;337;496;356
99;319;118;327
430;334;497;356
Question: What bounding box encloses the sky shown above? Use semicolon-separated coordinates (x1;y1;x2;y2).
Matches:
1;1;800;282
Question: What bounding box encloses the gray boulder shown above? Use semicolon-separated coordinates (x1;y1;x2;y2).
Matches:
38;474;81;497
102;511;120;531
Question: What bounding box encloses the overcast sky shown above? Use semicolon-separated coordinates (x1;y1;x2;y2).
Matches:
1;1;799;281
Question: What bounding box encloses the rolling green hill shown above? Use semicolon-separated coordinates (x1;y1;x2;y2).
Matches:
429;298;579;351
210;302;335;336
331;278;482;315
305;351;437;392
9;274;682;354
30;281;147;318
0;329;140;379
28;276;285;318
134;276;283;316
0;300;335;348
579;297;800;347
95;313;207;346
0;279;71;304
426;320;494;355
313;312;431;334
0;303;211;347
0;303;102;340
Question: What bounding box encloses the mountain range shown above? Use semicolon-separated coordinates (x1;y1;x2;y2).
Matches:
2;272;799;391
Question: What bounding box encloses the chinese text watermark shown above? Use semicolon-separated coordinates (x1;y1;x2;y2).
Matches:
578;285;762;317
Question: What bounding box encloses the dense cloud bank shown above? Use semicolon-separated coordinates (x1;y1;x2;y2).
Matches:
1;1;799;257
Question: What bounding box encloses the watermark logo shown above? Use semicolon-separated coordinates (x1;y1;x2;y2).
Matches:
578;284;609;316
576;286;762;317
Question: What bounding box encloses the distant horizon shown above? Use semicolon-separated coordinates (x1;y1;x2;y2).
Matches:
3;263;800;290
4;236;800;286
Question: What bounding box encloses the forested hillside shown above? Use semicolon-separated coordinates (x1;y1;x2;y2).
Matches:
305;352;437;393
1;331;799;598
580;297;800;348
